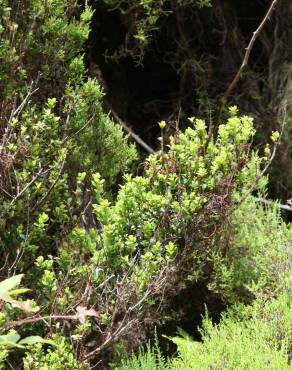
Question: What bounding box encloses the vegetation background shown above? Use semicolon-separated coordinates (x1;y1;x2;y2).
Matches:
0;0;291;369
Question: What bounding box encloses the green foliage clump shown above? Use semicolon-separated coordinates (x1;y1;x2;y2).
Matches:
23;335;84;370
0;0;92;99
0;0;136;270
2;108;264;367
0;1;136;365
119;339;169;370
209;194;292;303
0;98;288;367
0;275;50;368
170;294;291;370
0;0;290;368
92;112;260;289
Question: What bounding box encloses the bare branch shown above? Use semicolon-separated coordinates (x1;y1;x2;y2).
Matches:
254;197;292;212
10;167;44;206
218;0;280;118
109;108;155;154
4;314;78;330
230;105;286;215
83;319;135;360
83;268;167;361
8;77;40;125
31;155;67;213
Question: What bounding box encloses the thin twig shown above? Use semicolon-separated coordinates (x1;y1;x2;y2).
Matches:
8;77;40;125
4;314;78;330
13;88;39;120
254;197;292;212
230;104;286;215
83;267;168;361
10;167;44;205
61;117;94;145
31;155;67;213
109;109;155;154
218;0;280;118
84;319;134;360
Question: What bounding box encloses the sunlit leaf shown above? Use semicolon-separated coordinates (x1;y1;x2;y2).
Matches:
0;275;23;299
9;288;31;296
18;336;44;345
0;334;24;348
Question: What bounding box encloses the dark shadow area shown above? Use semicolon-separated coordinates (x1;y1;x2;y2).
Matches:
87;0;274;149
154;283;226;356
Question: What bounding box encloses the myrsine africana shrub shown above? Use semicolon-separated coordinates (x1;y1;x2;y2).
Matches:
23;108;280;365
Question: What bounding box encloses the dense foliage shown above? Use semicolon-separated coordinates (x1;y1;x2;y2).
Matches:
0;0;291;369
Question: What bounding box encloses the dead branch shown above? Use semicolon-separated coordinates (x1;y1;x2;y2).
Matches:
109;108;155;154
254;197;292;212
4;314;79;330
10;167;45;206
218;0;280;118
83;319;135;361
83;268;167;361
31;154;67;213
8;77;39;125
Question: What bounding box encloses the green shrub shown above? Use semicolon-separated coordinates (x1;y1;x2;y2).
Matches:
0;101;285;367
36;109;277;364
117;184;292;369
119;339;169;370
92;111;262;289
23;335;84;370
170;294;292;370
0;0;136;271
0;0;92;100
209;193;292;303
0;2;136;365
